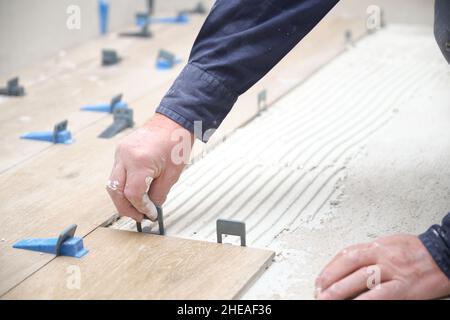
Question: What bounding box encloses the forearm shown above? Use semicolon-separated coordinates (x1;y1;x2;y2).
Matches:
156;0;339;141
419;212;450;279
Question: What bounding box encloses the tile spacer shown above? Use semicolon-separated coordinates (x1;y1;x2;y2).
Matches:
156;49;181;70
0;77;25;96
55;224;77;256
52;120;71;143
80;93;128;113
98;107;134;139
257;89;268;113
216;219;246;247
151;13;189;24
135;0;154;25
102;49;121;66
13;224;88;258
136;206;165;235
98;0;109;35
21;119;73;144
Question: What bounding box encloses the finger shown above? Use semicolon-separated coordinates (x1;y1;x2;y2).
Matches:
106;164;145;222
354;280;404;300
316;242;379;292
318;265;389;300
148;167;181;206
123;170;158;221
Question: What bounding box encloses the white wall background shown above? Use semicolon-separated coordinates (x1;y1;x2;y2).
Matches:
0;0;202;76
0;0;433;76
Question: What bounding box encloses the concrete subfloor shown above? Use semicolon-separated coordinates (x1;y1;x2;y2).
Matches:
244;25;450;299
112;24;450;299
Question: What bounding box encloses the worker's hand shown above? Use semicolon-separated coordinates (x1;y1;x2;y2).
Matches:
106;113;194;222
315;234;450;300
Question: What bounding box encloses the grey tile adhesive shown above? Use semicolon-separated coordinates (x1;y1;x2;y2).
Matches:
111;25;446;248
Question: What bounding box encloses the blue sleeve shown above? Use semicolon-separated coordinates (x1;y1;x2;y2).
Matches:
156;0;339;141
434;0;450;64
422;1;450;279
419;213;450;279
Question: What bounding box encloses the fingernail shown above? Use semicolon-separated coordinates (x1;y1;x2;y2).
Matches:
141;194;158;220
145;176;153;192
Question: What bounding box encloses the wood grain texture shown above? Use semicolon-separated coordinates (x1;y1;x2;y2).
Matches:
3;228;274;299
0;76;179;296
0;19;200;173
0;10;368;296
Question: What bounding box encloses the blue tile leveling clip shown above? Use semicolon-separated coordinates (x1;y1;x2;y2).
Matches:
98;0;109;35
80;94;127;113
20;120;73;144
136;13;189;26
156;50;181;70
13;224;88;258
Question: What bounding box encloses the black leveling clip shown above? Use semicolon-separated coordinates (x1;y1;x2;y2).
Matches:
102;49;121;66
98;107;134;139
0;77;25;96
136;206;165;235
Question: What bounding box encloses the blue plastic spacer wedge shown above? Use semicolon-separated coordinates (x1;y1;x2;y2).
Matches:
20;120;73;144
156;60;172;70
98;0;109;35
13;224;88;258
135;0;154;26
81;94;127;113
81;101;128;113
153;14;189;24
137;13;188;26
135;13;150;27
156;50;181;70
13;237;88;258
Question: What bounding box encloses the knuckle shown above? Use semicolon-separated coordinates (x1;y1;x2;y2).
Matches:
318;272;331;287
116;141;128;153
131;151;148;163
369;241;380;251
124;188;139;202
345;249;361;264
338;248;348;258
389;252;408;267
125;146;150;162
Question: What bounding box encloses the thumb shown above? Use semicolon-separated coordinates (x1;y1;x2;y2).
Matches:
124;170;158;221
